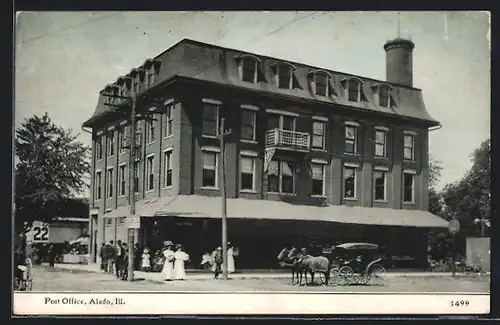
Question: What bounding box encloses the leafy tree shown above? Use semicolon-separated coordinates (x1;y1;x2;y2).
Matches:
428;155;444;216
14;113;91;243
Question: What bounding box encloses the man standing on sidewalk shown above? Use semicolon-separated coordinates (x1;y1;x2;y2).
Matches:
107;241;116;274
115;240;123;279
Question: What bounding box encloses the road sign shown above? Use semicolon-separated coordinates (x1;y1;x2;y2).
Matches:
125;216;140;229
26;221;50;243
448;218;460;234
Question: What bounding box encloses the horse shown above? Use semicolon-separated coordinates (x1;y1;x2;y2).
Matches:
277;247;304;285
296;252;333;286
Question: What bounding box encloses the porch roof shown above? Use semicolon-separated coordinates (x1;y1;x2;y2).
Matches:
102;195;449;228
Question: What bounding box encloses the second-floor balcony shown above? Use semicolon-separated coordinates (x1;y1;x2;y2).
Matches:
265;128;310;151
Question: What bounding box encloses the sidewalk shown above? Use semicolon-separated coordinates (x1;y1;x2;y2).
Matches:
49;263;485;281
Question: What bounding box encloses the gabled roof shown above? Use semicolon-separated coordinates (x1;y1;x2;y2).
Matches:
83;38;439;128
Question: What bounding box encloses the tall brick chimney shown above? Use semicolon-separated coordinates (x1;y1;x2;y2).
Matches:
384;38;415;87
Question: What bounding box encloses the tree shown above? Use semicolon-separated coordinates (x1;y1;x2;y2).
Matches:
14;113;91;239
441;138;490;237
428;155;444;216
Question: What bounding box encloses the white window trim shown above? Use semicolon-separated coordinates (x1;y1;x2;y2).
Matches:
163;148;173;189
241;108;257;143
313;116;329;122
201;150;219;190
164;104;174;139
312;119;327;151
310;162;327;198
145;154;155;193
95;170;103;201
239;154;257;193
106;166;114;198
378;87;392;107
344;124;358;155
275;65;294;89
343;164;357;200
202;98;222;105
146;120;156;145
266;108;299;117
402;170;416;204
403;133;416;161
96;130;104;136
118;163;127;198
107;132;115;158
107;125;116;131
267;160;296;195
133;159;140;194
119;120;127;126
202;101;220;139
314;73;329;97
95;136;104;161
241;104;259;111
118;127;127;155
404;130;418;136
201;146;221;153
164;98;175;105
374;129;387;158
373;169;387;202
347;78;362;102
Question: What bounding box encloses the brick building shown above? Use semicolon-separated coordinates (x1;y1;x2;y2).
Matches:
83;38;448;270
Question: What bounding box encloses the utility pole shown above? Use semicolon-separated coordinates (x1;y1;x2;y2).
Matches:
127;90;137;282
219;118;231;280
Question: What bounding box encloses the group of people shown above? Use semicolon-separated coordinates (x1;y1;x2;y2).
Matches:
99;240;133;280
157;241;190;281
201;242;237;279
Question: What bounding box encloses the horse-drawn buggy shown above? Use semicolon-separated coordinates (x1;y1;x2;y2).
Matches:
278;242;386;286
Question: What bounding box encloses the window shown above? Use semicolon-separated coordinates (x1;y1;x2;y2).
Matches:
240;155;255;191
96;136;103;160
202;151;218;188
146;119;155;144
119;164;126;197
403;171;415;203
95;171;102;200
403;134;415;160
312;120;326;150
107;131;115;157
373;170;386;201
267;113;295;131
135;121;142;148
133;78;139;94
203;103;219;137
241;109;256;141
147;67;155;86
343;166;356;199
374;129;387;157
105;218;112;226
345;124;358;154
164;104;173;138
315;73;328;96
277;65;293;89
348;79;361;102
163;150;172;188
119;85;125;98
241;57;258;83
118;127;127;154
379;86;391;107
107;168;114;198
146;155;154;191
133;161;139;194
267;160;295;194
311;163;325;196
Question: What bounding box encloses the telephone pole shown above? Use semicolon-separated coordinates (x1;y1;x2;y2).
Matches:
127;90;137;282
219;118;231;280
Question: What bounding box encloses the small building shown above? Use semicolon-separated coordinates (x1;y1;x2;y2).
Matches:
83;37;448;269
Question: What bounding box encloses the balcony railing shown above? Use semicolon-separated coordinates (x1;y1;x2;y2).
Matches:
265;128;310;151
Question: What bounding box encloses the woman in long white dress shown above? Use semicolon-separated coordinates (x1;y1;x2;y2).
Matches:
161;242;175;281
173;244;190;280
227;242;235;274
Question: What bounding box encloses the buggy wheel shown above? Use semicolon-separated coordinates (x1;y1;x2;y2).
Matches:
353;272;370;285
339;266;353;285
370;265;386;285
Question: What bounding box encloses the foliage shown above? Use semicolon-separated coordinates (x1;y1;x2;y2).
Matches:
15;113;91;233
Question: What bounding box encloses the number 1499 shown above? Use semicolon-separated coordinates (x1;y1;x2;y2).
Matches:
451;300;469;307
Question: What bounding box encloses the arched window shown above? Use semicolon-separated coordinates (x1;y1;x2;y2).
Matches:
275;63;295;89
347;78;362;102
240;55;260;83
312;70;332;97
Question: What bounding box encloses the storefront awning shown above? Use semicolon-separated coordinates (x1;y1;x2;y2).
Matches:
102;195;449;228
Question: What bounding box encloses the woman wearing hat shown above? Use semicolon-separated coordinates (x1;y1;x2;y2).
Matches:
227;242;236;274
173;244;190;280
161;241;175;281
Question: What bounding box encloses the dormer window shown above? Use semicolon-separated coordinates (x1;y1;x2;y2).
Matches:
348;78;361;102
379;85;391;107
273;63;295;89
147;66;155;86
241;56;259;83
315;73;328;96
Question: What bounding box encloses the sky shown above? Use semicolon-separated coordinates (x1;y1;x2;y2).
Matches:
14;11;490;191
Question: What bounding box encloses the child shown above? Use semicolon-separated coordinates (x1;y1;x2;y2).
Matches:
142;247;151;272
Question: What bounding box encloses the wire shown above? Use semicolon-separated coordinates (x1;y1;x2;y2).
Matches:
18;12;122;45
